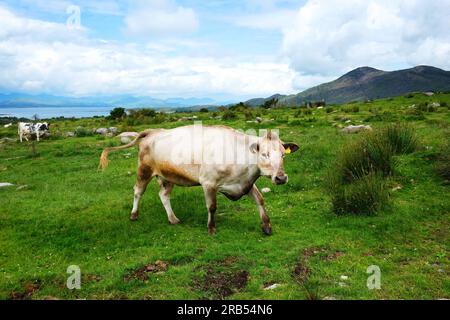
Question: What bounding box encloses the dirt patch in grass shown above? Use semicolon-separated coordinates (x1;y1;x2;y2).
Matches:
84;274;102;283
10;280;42;300
193;256;249;299
293;261;311;283
124;260;169;282
323;251;345;261
300;246;345;262
292;247;346;299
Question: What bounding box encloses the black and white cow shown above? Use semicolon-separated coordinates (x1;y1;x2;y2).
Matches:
18;122;50;142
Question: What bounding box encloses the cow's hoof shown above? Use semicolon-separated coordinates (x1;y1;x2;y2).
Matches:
262;225;272;236
169;217;181;225
208;227;216;235
130;213;139;221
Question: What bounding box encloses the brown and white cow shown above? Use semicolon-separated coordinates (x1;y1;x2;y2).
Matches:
99;125;299;235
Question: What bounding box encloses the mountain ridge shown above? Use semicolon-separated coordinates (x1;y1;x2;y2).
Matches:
0;92;228;109
246;65;450;106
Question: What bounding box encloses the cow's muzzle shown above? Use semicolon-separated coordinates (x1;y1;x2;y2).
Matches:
273;174;288;185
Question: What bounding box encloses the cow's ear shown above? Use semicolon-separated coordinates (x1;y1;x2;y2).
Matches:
250;142;259;154
283;143;299;154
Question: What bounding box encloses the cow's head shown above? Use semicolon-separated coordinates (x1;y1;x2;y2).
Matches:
39;123;49;131
250;130;299;185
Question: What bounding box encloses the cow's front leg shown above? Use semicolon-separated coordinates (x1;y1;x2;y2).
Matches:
202;185;217;235
249;185;272;235
157;177;180;225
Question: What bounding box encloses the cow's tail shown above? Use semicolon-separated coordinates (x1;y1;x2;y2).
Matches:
99;130;152;171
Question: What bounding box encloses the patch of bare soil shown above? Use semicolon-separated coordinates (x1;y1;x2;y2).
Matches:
293;247;345;282
293;261;311;283
323;251;345;261
10;280;42;300
124;260;169;282
84;274;102;283
193;257;249;299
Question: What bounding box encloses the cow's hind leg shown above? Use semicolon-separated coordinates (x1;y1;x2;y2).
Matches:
157;177;180;225
202;185;217;235
249;185;272;235
130;165;153;221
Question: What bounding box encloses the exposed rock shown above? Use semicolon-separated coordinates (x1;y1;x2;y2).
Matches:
261;187;271;193
109;127;118;135
423;91;434;96
255;117;263;123
0;182;15;188
178;116;198;122
95;128;109;135
64;132;75;137
341;125;373;134
3;123;12;128
264;283;279;290
429;102;440;108
118;132;138;144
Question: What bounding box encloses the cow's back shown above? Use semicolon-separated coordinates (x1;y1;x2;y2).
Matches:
139;125;259;187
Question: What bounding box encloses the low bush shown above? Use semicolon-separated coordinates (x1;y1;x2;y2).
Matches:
384;123;418;154
327;123;418;215
222;110;237;120
110;107;126;120
244;110;254;121
328;172;389;215
332;135;394;185
403;108;425;121
74;126;93;137
344;106;360;113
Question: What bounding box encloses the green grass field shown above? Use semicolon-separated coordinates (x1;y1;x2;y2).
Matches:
1;93;449;300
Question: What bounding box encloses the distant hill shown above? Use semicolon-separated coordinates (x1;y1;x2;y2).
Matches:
245;93;286;107
246;65;450;106
0;93;225;109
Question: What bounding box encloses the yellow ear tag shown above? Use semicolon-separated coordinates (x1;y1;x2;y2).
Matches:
285;147;291;154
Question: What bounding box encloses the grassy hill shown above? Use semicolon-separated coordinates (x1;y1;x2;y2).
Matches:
247;66;450;107
0;93;449;300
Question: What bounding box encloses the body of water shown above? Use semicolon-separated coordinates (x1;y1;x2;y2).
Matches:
0;106;114;119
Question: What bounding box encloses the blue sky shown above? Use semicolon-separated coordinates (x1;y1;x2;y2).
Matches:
0;0;449;101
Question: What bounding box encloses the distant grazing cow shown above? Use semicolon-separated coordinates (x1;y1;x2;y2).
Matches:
18;122;50;142
99;125;299;235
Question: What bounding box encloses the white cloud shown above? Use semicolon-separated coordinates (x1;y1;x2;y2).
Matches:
0;5;297;99
231;9;297;30
281;0;450;76
6;0;123;16
124;0;199;37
